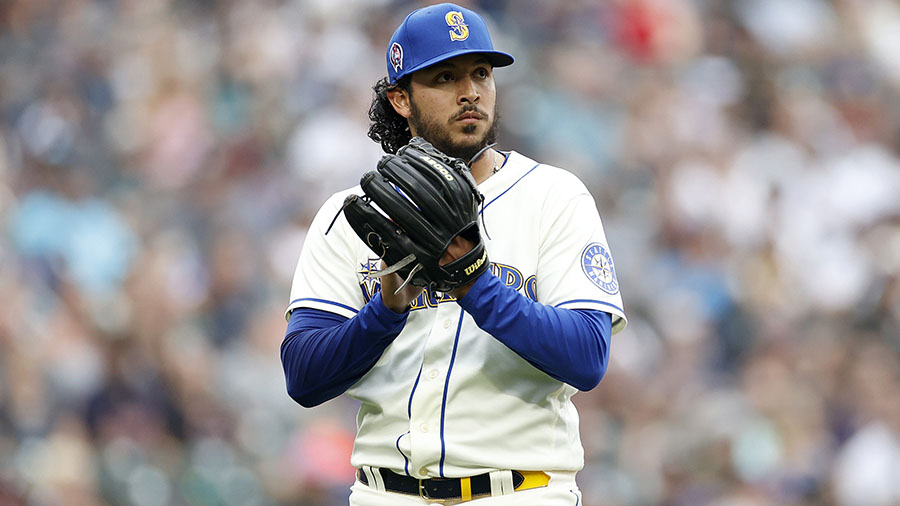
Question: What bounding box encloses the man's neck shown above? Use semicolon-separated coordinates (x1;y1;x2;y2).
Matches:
469;148;499;184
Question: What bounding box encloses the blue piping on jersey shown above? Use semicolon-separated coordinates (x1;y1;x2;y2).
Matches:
555;299;624;314
288;297;360;315
396;432;410;477
403;364;423;476
439;308;466;478
570;490;580;506
480;163;541;214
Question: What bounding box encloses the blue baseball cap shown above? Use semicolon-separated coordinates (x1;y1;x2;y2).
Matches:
386;3;514;84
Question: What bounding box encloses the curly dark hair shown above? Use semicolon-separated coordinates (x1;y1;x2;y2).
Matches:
367;76;412;154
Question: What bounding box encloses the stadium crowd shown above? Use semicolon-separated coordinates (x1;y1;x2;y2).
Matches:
2;0;900;505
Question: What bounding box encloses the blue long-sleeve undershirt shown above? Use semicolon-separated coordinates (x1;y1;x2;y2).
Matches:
281;292;407;407
281;274;612;407
456;273;612;390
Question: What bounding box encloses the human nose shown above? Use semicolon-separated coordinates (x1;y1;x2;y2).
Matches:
457;77;480;105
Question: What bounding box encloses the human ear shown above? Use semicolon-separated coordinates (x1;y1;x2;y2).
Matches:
387;87;412;119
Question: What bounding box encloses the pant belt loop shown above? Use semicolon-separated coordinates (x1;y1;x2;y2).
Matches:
372;467;386;491
460;477;472;501
361;466;385;492
487;470;515;496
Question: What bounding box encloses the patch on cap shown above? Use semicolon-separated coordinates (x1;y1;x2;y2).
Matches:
389;42;403;73
445;10;469;41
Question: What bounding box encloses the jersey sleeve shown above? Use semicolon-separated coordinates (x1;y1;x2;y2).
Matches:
535;172;627;334
285;191;366;320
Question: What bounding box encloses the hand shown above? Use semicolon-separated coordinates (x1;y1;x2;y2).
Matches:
441;236;474;266
379;260;424;313
343;138;489;294
442;236;478;299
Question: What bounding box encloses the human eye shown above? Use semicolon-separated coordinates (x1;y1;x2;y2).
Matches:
435;71;454;83
475;66;491;79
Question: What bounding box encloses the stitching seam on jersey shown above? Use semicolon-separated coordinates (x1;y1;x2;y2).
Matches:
479;163;541;214
288;297;359;314
554;299;624;313
439;307;466;478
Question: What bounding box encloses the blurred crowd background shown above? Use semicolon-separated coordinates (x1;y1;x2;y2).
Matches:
2;0;900;505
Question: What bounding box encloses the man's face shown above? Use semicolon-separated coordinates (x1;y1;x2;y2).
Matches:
405;53;499;161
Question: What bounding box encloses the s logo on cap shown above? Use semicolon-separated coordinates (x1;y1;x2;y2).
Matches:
445;11;469;41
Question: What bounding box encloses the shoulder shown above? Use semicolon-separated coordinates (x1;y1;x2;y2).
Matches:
506;152;591;197
309;185;363;233
321;186;363;210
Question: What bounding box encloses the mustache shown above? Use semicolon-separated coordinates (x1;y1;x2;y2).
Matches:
451;105;489;121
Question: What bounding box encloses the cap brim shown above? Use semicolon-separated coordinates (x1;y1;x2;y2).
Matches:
399;49;514;81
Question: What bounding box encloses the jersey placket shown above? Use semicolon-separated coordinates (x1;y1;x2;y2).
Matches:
406;301;464;477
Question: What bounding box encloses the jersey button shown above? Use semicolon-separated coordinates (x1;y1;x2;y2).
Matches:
428;369;439;380
419;466;428;477
442;320;451;329
420;423;429;433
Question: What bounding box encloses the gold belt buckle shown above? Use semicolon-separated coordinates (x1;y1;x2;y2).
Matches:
418;479;453;503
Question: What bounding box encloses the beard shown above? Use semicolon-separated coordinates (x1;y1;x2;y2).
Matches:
408;100;500;162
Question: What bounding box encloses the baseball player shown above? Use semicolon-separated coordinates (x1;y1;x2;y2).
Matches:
281;3;627;505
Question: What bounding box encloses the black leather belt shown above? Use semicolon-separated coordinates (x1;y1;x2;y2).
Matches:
357;468;548;501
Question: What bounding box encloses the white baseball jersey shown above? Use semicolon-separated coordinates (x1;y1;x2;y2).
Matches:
287;150;627;478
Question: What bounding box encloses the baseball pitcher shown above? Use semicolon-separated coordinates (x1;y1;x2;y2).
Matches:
281;3;627;504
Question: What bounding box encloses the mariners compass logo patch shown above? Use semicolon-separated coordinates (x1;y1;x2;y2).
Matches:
581;242;619;295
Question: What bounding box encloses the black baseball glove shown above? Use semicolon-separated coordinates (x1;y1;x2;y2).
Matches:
338;137;490;294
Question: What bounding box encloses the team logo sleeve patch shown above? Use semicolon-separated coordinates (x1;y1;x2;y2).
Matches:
581;242;619;295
